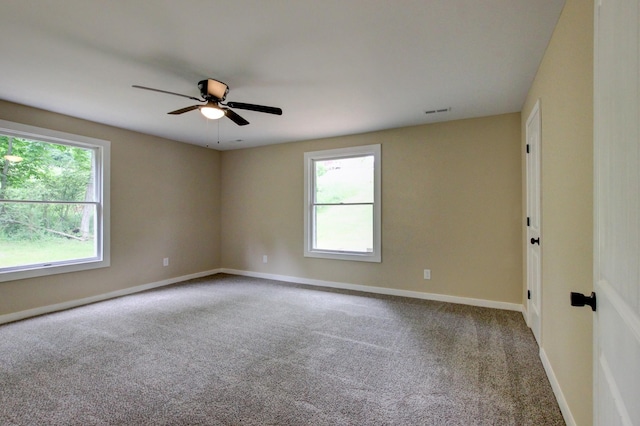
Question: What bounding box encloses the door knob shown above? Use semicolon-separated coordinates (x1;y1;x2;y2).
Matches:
530;237;540;245
570;292;596;311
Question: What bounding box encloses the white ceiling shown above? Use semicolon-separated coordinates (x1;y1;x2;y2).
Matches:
0;1;564;151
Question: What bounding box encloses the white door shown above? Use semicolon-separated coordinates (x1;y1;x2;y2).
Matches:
526;100;542;346
593;0;640;424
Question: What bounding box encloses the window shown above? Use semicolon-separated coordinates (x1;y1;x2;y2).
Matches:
0;120;110;282
304;144;381;262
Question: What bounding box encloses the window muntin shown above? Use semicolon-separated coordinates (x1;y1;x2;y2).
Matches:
0;120;110;281
304;144;381;262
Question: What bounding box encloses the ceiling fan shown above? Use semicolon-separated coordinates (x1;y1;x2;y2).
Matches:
132;79;282;126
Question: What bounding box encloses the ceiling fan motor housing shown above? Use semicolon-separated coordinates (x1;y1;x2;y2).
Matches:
198;79;228;102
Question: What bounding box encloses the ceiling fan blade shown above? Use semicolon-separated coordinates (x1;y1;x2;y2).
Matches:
224;108;250;126
225;102;283;115
168;105;201;115
132;85;203;102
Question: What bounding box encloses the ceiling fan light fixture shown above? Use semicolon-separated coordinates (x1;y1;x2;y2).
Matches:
200;105;225;120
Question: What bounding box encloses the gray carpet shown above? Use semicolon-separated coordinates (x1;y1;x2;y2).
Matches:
0;274;565;425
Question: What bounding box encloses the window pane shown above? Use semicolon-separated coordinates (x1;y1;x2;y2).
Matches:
1;135;95;202
314;155;374;204
0;202;97;268
314;204;373;252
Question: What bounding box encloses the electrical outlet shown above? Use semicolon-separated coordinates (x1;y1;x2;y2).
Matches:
163;257;169;267
423;269;431;280
263;255;268;263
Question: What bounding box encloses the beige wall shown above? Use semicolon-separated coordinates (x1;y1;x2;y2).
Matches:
0;104;525;313
0;100;221;316
221;113;523;303
521;0;594;424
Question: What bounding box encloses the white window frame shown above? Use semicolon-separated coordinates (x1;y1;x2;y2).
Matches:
0;119;110;282
304;144;381;262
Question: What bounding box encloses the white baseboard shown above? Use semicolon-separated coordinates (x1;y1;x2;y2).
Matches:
1;267;524;323
539;347;576;426
220;268;524;312
522;305;529;326
0;268;222;325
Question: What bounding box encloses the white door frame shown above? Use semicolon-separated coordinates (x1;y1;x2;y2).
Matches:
526;99;542;346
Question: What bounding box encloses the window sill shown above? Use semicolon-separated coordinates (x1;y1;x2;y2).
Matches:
304;250;381;263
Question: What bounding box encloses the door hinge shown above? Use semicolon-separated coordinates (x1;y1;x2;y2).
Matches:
526;144;530;154
527;290;531;300
527;217;530;226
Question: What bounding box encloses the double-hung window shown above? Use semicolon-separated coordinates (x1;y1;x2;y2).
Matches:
304;144;381;262
0;120;110;282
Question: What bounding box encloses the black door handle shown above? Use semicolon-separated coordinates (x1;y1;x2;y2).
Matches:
570;292;596;311
530;237;540;245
